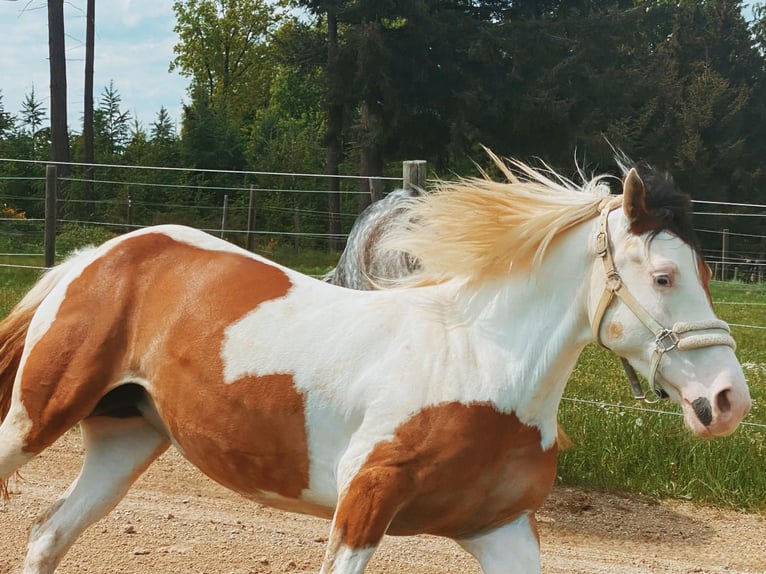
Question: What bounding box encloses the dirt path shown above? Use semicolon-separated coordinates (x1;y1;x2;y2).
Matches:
1;431;764;573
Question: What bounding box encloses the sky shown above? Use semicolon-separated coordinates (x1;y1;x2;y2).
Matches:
0;0;189;132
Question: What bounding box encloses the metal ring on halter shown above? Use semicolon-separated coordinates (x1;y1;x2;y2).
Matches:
642;387;665;404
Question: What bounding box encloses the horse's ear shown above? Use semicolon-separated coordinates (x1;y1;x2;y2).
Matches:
621;168;649;229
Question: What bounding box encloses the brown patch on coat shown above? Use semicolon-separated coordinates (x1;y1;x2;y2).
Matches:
607;321;624;341
697;256;714;306
334;402;557;548
17;232;310;497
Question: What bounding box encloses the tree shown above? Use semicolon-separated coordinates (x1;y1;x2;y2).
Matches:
19;88;47;155
180;82;245;172
171;0;284;125
83;0;96;199
47;0;71;188
0;90;16;139
151;106;177;144
94;81;132;158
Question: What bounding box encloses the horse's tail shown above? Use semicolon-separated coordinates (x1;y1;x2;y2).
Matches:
0;249;94;423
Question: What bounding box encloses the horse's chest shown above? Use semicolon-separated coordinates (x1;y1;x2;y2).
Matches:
355;402;558;538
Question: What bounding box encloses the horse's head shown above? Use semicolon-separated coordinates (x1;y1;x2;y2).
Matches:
590;167;751;437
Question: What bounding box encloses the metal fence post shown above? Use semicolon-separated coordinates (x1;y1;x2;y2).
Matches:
246;185;257;252
221;194;229;239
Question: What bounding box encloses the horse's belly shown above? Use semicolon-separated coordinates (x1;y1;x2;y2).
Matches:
149;371;319;499
386;462;556;538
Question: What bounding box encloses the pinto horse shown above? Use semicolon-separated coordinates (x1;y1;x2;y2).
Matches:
0;155;750;573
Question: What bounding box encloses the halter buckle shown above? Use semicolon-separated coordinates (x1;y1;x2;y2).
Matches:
596;231;608;257
655;329;680;353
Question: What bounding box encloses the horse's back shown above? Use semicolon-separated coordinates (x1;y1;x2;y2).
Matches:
326;189;418;289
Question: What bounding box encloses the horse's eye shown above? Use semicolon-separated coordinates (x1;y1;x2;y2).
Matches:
654;274;671;288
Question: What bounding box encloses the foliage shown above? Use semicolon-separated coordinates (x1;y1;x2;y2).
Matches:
94;80;132;158
171;0;285;125
0;91;15;139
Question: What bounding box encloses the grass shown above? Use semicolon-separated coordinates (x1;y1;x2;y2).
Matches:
0;255;45;317
1;256;764;511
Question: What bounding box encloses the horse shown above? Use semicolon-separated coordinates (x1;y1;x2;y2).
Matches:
323;187;419;289
0;154;750;574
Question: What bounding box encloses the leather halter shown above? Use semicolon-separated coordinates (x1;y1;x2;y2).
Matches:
590;200;736;403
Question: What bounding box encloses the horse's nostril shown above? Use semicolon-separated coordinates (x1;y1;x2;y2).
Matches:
716;389;732;416
692;397;713;427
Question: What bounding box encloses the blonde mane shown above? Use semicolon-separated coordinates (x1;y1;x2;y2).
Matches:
382;152;613;286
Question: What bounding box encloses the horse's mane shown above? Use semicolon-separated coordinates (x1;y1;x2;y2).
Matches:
381;151;612;286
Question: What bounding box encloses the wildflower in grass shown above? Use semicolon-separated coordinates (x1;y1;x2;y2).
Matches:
0;205;26;219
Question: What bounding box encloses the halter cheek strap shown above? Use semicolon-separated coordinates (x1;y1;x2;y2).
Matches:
590;202;736;403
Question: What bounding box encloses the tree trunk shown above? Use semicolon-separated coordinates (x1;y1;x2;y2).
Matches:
83;0;95;212
48;0;70;218
357;98;383;213
325;7;343;251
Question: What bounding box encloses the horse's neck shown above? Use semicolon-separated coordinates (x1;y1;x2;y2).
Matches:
440;222;595;447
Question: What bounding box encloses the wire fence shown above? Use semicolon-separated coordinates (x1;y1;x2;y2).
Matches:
0;158;763;277
0;157;422;260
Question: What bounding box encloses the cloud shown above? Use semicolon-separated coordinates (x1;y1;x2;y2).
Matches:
0;0;188;130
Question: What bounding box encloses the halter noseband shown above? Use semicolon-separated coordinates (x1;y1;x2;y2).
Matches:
590;200;736;403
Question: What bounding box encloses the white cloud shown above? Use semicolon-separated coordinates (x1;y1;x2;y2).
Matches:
0;0;188;130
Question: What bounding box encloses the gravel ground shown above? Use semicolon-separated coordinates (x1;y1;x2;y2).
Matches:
1;431;764;573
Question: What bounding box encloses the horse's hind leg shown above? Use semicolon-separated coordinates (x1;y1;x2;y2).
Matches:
0;408;39;493
22;416;169;574
456;513;541;574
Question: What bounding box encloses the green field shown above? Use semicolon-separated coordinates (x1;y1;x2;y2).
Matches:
1;260;764;511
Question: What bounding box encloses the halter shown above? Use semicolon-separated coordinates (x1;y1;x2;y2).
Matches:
590;200;737;403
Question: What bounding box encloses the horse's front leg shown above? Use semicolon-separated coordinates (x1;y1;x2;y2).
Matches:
320;464;407;574
456;512;541;574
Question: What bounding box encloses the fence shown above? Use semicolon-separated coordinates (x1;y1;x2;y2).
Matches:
693;199;766;283
0;157;763;281
0;158;428;267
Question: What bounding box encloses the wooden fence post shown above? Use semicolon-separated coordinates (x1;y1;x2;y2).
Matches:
403;160;427;192
721;228;729;280
44;165;57;267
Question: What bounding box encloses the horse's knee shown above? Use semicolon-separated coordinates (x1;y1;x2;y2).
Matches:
334;468;407;548
320;468;406;573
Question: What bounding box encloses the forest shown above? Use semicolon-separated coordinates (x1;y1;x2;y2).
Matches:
0;0;765;254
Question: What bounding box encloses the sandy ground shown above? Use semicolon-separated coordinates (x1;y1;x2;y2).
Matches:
1;431;764;574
